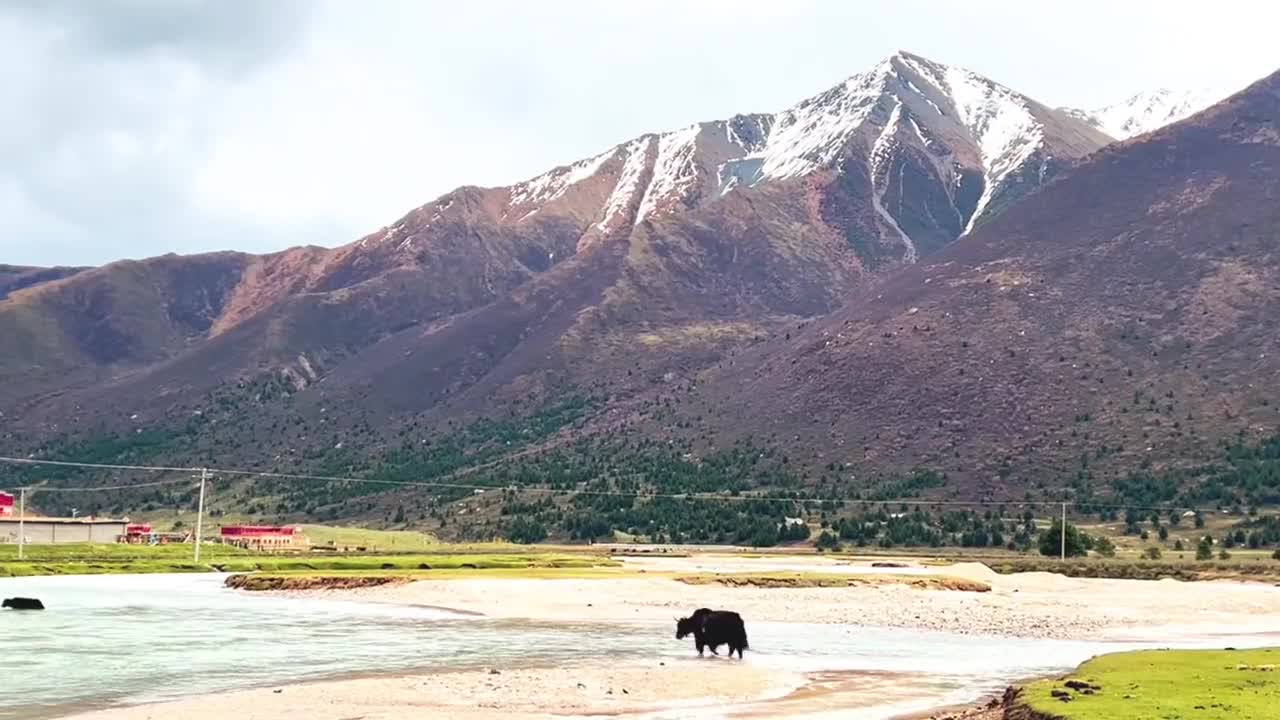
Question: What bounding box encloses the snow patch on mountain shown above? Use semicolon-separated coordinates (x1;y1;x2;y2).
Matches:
751;63;887;181
596;136;654;231
509;147;617;208
1065;88;1227;140
939;65;1042;233
869;101;918;263
636;125;701;221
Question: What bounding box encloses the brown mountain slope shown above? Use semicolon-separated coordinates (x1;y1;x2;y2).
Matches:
0;264;87;300
1;52;1108;444
684;69;1280;498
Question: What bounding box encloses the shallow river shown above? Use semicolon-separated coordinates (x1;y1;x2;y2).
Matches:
0;573;1271;719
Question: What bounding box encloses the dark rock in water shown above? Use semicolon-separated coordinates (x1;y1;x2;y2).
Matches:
871;562;908;568
2;597;45;610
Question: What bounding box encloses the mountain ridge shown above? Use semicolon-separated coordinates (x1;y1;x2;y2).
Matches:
0;50;1108;431
1063;87;1229;140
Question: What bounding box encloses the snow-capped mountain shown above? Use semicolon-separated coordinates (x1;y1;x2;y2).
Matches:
3;51;1114;444
374;51;1111;269
1064;88;1227;140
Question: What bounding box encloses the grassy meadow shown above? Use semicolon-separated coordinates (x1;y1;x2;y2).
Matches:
0;537;615;578
1022;648;1280;719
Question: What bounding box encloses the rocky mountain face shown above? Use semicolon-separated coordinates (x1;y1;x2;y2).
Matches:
0;52;1106;439
1064;87;1228;140
687;69;1280;497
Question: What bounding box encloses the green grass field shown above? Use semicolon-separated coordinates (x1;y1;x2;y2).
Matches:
0;542;250;574
0;540;613;577
296;524;440;551
0;542;249;561
4;531;1279;581
981;556;1280;582
217;552;613;573
1022;648;1280;719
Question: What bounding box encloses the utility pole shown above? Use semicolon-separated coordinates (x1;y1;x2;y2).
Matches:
194;468;208;563
17;488;26;561
1060;502;1067;561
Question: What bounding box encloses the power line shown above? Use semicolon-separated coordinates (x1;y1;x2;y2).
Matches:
0;457;201;474
29;478;201;493
0;455;1251;516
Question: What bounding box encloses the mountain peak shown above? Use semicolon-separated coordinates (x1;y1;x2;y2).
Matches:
887;49;941;66
365;52;1110;268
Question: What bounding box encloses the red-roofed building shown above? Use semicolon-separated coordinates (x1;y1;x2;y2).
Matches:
219;525;306;551
0;491;13;518
120;523;153;544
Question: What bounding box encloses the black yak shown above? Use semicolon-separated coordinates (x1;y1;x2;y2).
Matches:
2;597;45;610
675;607;748;658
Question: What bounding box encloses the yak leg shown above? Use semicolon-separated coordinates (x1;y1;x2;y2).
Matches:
696;641;705;656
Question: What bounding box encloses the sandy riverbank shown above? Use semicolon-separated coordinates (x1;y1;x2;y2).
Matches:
290;555;1280;640
54;661;807;720
49;555;1280;720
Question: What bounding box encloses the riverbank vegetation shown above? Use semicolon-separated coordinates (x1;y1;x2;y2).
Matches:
0;543;613;578
1019;648;1280;719
985;556;1280;582
6;538;1280;581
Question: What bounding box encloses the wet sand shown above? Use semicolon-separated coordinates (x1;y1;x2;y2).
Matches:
55;662;806;720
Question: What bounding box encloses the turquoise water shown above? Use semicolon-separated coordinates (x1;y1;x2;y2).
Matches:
2;574;1275;720
1;574;676;718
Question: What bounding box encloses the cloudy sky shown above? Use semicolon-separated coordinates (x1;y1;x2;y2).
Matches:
3;0;1278;267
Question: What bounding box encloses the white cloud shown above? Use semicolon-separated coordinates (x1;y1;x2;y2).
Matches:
1;0;1277;266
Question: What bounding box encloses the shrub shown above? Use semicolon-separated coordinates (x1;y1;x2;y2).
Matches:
1219;549;1232;561
1093;536;1117;558
1174;539;1185;551
1039;520;1089;558
506;517;548;544
1195;537;1213;561
814;531;840;552
1142;546;1163;560
1272;548;1280;561
1158;526;1169;541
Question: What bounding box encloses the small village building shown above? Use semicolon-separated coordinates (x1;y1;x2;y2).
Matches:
124;523;153;540
120;523;173;544
0;491;13;518
0;516;129;544
219;525;307;551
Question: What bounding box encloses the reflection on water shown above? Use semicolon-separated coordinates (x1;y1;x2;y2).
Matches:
2;573;1273;720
